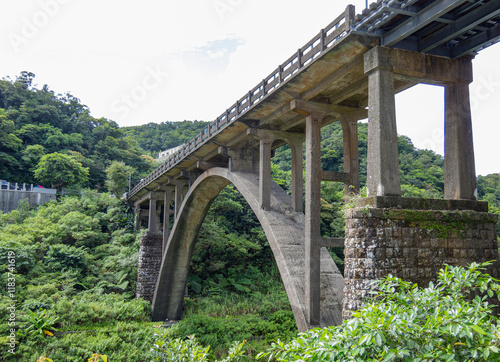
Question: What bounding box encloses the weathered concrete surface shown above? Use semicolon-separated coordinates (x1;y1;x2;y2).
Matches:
343;196;499;319
364;48;401;197
136;232;163;302
304;113;323;327
444;80;476;200
151;168;344;332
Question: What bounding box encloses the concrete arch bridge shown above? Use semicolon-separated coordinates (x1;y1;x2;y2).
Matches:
127;0;500;332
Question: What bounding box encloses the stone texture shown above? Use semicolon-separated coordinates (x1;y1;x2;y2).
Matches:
136;232;163;302
343;196;499;319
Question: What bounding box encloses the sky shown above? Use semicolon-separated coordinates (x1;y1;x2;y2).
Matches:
1;0;499;175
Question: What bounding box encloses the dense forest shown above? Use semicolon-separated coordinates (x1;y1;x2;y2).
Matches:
0;72;156;191
0;73;499;360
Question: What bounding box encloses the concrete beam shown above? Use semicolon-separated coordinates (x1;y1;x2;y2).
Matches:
196;161;229;171
246;128;305;145
133;191;163;208
364;46;473;85
291;99;366;119
322;171;350;183
321;237;345;248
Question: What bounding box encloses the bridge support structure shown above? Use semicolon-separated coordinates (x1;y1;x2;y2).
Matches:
290;99;364;328
343;197;499;319
341;46;499;318
128;36;500;331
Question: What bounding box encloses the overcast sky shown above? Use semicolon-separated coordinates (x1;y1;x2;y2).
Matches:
1;0;499;175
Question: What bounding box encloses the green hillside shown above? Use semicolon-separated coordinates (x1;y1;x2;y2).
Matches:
0;72;499;360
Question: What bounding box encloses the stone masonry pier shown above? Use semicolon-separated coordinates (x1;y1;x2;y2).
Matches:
344;196;499;319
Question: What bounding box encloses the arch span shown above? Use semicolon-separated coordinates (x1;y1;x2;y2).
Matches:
151;168;344;331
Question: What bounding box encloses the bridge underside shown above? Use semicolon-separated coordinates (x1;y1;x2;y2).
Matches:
150;168;344;332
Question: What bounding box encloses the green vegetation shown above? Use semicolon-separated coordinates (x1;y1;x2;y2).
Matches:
34;152;89;192
259;262;500;361
122;121;208;156
0;72;498;360
0;72;167;190
478;173;500;236
0;192;155;361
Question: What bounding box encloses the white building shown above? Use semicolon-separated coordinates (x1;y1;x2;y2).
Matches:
157;145;184;162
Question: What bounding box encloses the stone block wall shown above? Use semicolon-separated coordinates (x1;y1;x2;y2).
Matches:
136;232;163;302
343;196;499;320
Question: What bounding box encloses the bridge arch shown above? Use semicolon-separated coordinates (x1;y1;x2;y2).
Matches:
151;167;344;331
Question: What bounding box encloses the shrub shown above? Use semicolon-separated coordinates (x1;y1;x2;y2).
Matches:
149;333;247;362
44;244;89;273
259;262;500;361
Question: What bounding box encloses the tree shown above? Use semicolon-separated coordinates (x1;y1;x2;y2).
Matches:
34;152;89;192
104;161;134;196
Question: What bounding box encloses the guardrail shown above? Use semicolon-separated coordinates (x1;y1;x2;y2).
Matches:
127;5;355;200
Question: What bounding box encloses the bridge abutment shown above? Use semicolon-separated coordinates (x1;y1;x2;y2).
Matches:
343;196;499;319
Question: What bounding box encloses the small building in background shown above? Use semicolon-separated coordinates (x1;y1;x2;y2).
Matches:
156;145;184;162
0;180;57;213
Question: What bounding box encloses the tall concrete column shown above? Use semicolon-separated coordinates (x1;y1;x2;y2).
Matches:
163;187;174;253
444;81;476;200
290;143;304;212
148;195;161;234
259;139;273;210
174;183;183;218
134;206;141;231
364;48;401;197
305;112;323;327
341;118;360;194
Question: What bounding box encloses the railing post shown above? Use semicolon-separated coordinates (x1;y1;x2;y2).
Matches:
345;4;355;32
320;29;326;51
